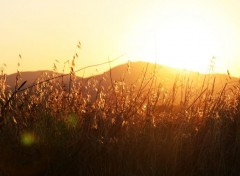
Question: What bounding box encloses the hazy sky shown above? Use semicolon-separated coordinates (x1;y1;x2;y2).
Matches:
1;0;240;77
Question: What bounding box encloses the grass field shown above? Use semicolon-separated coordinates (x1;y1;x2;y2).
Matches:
1;59;240;176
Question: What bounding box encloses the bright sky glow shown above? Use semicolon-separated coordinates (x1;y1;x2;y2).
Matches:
1;0;240;77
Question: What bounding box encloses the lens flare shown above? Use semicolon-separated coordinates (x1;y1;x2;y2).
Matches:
20;132;36;146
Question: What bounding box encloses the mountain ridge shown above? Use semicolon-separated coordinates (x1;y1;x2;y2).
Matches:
4;61;238;91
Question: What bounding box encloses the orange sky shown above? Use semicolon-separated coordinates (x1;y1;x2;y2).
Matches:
1;0;240;77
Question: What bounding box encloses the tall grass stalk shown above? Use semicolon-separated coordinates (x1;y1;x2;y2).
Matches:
0;60;240;176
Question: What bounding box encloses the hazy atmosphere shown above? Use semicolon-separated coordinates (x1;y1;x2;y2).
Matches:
2;1;240;175
1;0;240;76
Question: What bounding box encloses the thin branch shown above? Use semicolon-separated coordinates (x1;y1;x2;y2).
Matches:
2;81;27;112
187;88;207;111
17;54;125;93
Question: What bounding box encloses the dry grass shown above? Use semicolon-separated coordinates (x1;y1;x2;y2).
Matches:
0;56;240;176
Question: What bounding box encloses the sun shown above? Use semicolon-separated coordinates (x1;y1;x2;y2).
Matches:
127;4;234;74
155;16;216;73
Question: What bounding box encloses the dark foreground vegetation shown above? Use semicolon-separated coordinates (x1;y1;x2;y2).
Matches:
1;58;240;176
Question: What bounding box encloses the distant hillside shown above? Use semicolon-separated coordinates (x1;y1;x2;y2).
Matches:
89;61;238;92
5;61;238;94
6;70;56;89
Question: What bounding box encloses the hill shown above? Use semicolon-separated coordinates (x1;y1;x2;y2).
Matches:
89;61;238;93
5;61;238;94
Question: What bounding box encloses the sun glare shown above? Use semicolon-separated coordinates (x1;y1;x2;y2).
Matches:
128;4;235;74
